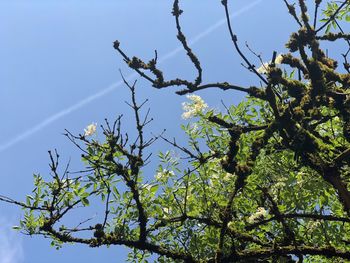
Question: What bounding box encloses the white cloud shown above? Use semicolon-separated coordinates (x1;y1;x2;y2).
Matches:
0;218;23;263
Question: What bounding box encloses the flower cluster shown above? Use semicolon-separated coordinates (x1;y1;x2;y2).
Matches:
271;177;288;195
162;207;173;219
155;169;175;182
182;94;208;119
256;54;284;74
84;123;97;136
247;207;268;223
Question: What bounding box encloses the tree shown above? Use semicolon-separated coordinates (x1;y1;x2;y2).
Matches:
1;0;350;262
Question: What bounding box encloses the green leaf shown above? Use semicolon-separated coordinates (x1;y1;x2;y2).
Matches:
81;198;89;206
150;185;159;195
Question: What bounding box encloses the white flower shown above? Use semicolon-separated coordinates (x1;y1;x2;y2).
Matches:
162;207;172;218
275;54;284;64
163;207;171;214
257;62;270;74
256;54;283;75
182;94;208;119
155;169;175;181
155;172;163;181
84;123;97;136
248;207;268;223
189;123;199;133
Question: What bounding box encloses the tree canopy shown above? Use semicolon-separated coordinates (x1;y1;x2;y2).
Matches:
2;0;350;262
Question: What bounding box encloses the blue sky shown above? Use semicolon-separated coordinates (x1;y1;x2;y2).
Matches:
0;0;314;262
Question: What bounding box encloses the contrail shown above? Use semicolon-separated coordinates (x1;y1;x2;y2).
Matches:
0;0;262;153
159;0;263;63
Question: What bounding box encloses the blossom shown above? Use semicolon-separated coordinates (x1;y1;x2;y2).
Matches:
275;54;284;64
256;54;283;75
189;123;199;134
162;207;173;219
256;62;270;74
163;207;171;214
248;207;268;223
155;169;175;181
182;94;208;119
84;123;97;136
